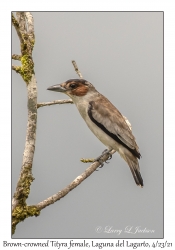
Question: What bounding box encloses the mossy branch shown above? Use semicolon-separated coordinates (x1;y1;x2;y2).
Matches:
12;12;37;235
12;205;40;235
12;54;21;60
80;158;95;163
12;65;21;74
12;56;34;84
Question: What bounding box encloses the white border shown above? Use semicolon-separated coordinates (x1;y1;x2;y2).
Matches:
1;0;174;247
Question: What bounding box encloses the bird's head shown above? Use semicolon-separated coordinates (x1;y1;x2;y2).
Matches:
47;79;95;98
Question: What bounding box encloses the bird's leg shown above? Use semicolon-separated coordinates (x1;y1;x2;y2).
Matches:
94;149;113;170
102;149;113;163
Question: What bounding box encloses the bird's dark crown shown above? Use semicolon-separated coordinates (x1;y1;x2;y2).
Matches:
65;79;88;85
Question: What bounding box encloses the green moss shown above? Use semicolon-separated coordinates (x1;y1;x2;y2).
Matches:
20;55;34;83
14;164;34;203
13;66;22;74
31;39;35;50
12;205;40;234
12;166;36;235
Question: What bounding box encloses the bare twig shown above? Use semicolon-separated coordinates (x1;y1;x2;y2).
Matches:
37;99;73;108
72;60;83;78
36;150;116;210
12;54;21;60
37;60;83;109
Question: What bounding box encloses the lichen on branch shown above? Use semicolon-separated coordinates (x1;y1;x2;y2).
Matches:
12;12;37;235
20;55;34;83
12;205;40;235
12;54;21;60
12;12;35;85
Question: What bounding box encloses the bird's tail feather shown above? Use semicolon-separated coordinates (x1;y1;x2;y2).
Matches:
125;156;143;187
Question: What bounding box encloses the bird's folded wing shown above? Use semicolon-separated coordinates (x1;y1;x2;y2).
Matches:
88;97;140;154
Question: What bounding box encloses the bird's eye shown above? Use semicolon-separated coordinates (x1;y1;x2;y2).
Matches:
70;83;76;88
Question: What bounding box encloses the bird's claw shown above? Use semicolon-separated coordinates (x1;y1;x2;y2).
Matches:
107;154;112;160
105;150;112;163
94;149;112;170
95;159;104;170
98;160;104;168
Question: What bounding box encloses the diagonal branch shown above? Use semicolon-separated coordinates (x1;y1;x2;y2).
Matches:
37;99;73;108
12;13;23;43
36;150;116;210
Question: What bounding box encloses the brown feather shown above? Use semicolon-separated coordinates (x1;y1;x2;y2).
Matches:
71;85;89;96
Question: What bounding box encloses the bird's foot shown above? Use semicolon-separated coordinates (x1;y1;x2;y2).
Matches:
102;149;113;163
95;159;104;171
94;149;112;170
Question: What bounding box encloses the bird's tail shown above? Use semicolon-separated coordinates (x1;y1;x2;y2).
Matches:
119;149;143;187
125;156;143;187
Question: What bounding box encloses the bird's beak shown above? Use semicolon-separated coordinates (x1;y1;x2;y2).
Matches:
47;84;67;93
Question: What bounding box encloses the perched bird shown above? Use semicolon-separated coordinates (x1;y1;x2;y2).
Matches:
47;79;143;187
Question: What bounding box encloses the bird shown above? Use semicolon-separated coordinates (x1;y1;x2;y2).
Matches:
47;79;143;187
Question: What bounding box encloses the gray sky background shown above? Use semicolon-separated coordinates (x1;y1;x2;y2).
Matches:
12;12;163;239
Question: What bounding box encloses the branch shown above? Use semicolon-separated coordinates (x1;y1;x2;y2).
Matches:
12;54;21;60
12;12;37;234
37;60;83;109
37;99;73;108
12;13;23;43
72;60;83;78
16;12;26;36
80;158;94;163
25;12;35;49
25;12;35;38
36;150;116;210
12;75;37;210
12;65;21;74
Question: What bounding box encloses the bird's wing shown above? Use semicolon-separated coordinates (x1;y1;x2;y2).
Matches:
88;96;140;157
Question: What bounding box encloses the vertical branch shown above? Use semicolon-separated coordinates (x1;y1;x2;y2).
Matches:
12;12;38;234
25;12;35;36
